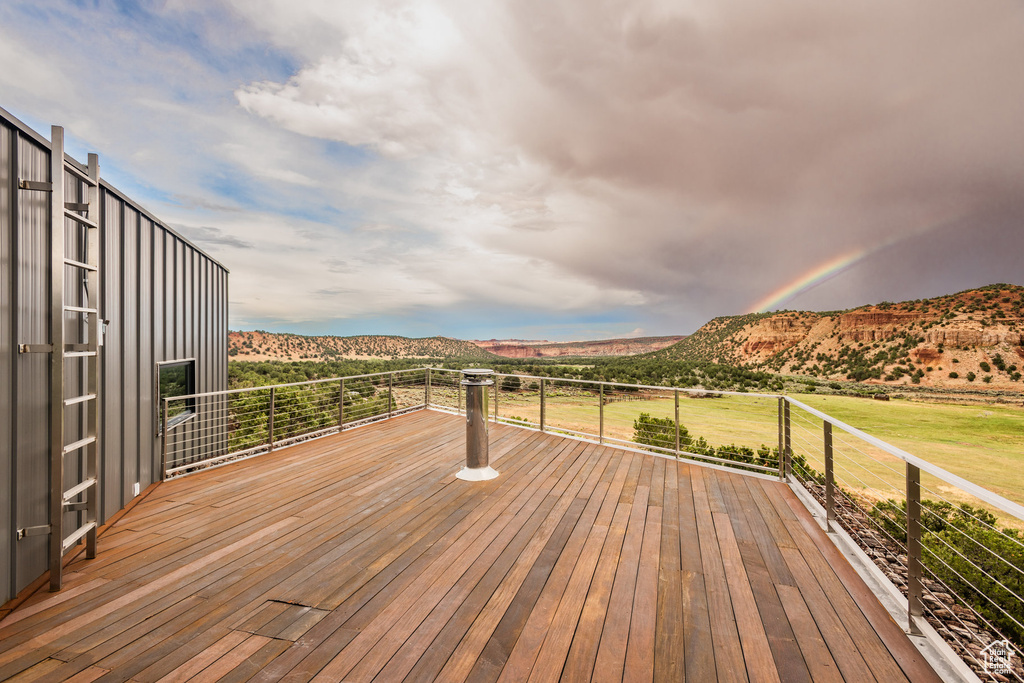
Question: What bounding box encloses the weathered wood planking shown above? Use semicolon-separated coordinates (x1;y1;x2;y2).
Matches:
0;410;941;682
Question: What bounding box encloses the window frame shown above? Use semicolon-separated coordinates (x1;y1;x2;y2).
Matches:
156;358;197;435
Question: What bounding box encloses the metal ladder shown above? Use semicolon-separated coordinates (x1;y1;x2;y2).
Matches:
17;125;101;590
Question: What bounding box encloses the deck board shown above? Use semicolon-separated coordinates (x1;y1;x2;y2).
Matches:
0;410;941;682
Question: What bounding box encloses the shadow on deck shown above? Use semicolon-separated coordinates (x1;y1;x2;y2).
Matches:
0;410;940;682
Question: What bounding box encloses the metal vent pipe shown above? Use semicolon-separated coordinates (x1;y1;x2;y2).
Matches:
457;369;499;481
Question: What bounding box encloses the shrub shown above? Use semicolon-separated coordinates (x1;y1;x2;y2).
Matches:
966;372;976;382
501;375;522;392
980;361;991;373
948;371;959;379
870;500;1024;650
632;412;686;452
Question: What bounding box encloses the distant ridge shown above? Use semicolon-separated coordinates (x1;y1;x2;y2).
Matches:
650;284;1024;389
229;331;496;361
472;335;686;358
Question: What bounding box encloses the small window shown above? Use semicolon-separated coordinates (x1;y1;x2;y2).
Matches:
157;359;196;433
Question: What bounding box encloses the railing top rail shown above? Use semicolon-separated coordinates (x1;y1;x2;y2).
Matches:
427;367;783;400
166;367;429;401
786;395;1024;523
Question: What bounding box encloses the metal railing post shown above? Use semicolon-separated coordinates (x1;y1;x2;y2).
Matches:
784;400;792;479
388;372;394;418
824;421;834;532
599;384;604;444
160;399;169;480
540;378;546;432
458;379;463;414
494;379;499;422
338;378;345;428
675;389;681;456
777;397;785;481
906;463;923;635
268;387;276;452
425;368;431;407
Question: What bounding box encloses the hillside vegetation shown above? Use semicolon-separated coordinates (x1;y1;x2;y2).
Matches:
473;336;686;358
230;330;496;361
650;284;1024;390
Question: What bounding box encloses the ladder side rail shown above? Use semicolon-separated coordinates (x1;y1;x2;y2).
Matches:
84;152;99;558
48;126;66;591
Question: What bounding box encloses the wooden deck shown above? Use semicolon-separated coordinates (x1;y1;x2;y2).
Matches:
0;410;940;682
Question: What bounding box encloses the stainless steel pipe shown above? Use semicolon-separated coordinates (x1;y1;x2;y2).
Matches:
457;369;499;481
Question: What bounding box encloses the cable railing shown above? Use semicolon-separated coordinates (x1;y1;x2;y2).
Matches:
161;369;428;476
785;397;1024;680
162;366;1024;677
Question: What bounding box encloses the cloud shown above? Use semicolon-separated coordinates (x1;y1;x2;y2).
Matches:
230;0;1024;326
172;225;255;249
4;0;1023;338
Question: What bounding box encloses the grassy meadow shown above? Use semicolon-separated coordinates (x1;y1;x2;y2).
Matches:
430;384;1024;519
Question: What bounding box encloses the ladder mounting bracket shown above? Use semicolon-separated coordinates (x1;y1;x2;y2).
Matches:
17;525;51;540
19;344;53;354
18;179;52;192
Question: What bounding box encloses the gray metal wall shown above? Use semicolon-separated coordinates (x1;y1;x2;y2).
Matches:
1;107;229;605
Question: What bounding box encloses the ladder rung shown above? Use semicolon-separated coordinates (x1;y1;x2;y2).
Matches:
63;258;98;272
62;436;96;455
62;521;97;554
63;478;97;503
65;351;97;358
19;179;52;192
63;209;98;229
64;394;97;406
63;160;98;187
64;304;98;313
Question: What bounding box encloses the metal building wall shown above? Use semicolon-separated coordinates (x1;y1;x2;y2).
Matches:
0;107;229;605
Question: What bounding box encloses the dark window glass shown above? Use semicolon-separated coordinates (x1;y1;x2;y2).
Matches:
158;360;195;432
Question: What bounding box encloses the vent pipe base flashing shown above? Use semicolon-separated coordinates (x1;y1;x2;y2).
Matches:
457;465;499;481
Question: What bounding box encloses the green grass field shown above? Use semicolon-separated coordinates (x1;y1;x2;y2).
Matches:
434;386;1024;519
788;393;1024;508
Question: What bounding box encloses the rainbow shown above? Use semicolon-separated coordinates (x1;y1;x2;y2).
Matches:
748;249;866;313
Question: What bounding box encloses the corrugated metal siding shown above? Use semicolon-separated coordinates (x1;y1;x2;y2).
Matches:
1;121;14;600
102;193;123;519
0;107;229;604
15;131;52;593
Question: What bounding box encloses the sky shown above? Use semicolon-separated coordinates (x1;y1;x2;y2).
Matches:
2;0;1023;341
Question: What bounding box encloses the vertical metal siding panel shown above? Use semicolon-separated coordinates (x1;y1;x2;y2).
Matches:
184;246;193;359
220;266;228;389
204;259;211;392
0;122;14;603
122;208;139;499
168;235;176;360
195;251;207;457
98;189;109;523
153;230;165;362
14;135;50;592
151;228;164;474
138;218;153;486
176;240;185;358
101;195;123;519
96;186;107;525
